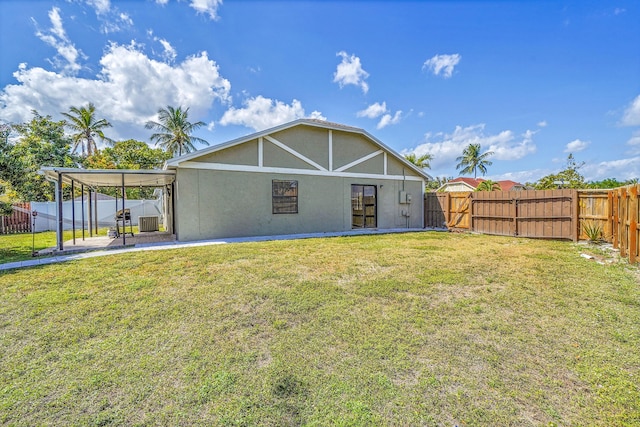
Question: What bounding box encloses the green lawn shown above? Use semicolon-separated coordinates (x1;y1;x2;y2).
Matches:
0;230;108;264
1;232;639;425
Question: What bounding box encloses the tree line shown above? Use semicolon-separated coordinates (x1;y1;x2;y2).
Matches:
0;104;207;210
404;145;638;191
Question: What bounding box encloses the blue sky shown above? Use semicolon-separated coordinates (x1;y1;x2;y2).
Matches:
1;0;639;183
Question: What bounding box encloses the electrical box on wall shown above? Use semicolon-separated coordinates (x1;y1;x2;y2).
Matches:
399;191;412;204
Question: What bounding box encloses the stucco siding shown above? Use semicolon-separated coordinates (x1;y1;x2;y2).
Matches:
332;131;379;170
386;155;419;177
196;139;258;166
270;125;330;170
263;140;317;170
175;169;423;241
344;153;384;174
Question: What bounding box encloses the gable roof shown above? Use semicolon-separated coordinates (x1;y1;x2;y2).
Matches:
165;119;432;180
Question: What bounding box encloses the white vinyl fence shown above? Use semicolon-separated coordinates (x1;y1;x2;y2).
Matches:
30;199;164;232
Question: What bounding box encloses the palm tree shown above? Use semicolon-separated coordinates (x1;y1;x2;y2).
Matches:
456;143;494;179
404;152;433;169
475;179;501;191
62;103;112;156
145;106;208;157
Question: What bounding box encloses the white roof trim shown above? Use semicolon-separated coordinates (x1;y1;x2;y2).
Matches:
40;167;176;187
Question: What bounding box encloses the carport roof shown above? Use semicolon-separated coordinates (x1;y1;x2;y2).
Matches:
40;167;176;188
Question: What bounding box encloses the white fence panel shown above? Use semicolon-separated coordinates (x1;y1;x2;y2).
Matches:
30;199;163;232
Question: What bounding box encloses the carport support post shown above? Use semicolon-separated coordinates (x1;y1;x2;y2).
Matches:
88;189;93;237
71;180;76;245
122;173;126;246
56;172;63;251
81;184;85;241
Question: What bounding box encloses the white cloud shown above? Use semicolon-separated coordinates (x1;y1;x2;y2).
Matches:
422;53;461;78
582;157;640;181
357;102;386;119
564;138;590;152
0;42;231;142
219;96;325;131
33;7;85;74
119;13;134;26
407;124;537;171
377;111;402;129
537;120;548;127
157;38;177;63
189;0;223;20
86;0;111;15
621;95;640;126
333;51;369;94
628;131;640;154
356;101;402;129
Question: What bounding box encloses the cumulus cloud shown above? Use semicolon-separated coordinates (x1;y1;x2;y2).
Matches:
219;96;325;131
0;42;231;142
537;120;548;127
333;51;369;94
357;102;387;119
407;124;537;171
628;131;640;154
582;157;640;181
377;111;402;129
564;139;590;152
189;0;223;20
422;53;461;78
621;94;640;126
33;7;85;74
356;101;402;129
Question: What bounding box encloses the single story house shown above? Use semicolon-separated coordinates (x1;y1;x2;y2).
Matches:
437;177;526;192
164;119;431;241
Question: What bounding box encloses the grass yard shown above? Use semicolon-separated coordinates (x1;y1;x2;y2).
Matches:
1;232;639;426
0;229;109;264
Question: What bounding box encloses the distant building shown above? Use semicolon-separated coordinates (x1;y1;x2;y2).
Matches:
436;177;526;192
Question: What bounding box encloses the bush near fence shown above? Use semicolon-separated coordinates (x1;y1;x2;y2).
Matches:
425;185;639;264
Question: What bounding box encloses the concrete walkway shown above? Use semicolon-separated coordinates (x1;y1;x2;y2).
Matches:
0;228;431;272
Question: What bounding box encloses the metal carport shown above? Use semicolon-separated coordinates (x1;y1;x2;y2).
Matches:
40;167;176;251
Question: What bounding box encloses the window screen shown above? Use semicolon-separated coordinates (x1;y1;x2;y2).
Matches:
272;180;298;214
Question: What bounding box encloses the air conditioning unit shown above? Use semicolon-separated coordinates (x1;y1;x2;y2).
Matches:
138;216;159;232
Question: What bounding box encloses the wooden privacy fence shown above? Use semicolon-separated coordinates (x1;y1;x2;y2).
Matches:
1;202;31;234
425;187;637;264
611;184;639;264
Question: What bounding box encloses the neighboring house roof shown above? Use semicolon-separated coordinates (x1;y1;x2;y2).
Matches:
437;177;525;192
164;119;432;181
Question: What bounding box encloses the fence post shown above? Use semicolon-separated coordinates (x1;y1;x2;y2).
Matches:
612;190;619;249
620;188;627;258
444;193;451;226
630;185;638;264
571;189;579;242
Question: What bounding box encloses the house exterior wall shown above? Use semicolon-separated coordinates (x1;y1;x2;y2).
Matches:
174;168;423;241
171;122;426;241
